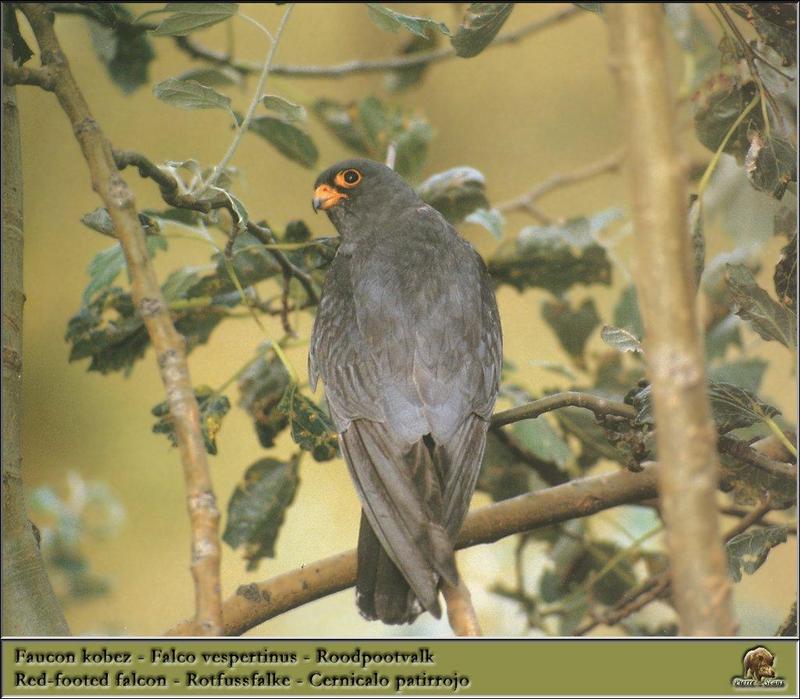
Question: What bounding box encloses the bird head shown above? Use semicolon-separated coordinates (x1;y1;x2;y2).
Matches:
312;158;419;233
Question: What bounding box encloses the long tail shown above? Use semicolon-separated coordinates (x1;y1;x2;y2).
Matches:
355;512;423;624
342;416;489;625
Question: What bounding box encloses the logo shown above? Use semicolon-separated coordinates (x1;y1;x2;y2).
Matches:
731;646;786;689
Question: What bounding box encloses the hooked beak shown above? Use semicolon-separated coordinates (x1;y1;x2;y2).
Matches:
312;184;348;213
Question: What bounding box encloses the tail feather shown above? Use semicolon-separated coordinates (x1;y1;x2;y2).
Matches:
356;512;429;624
343;415;488;625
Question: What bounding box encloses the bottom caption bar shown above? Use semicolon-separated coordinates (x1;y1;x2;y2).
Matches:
2;639;797;696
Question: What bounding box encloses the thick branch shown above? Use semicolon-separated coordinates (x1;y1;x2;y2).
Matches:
174;6;582;79
607;4;736;636
1;31;69;636
167;463;660;635
20;4;223;635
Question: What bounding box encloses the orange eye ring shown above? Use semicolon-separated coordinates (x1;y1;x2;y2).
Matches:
335;168;362;188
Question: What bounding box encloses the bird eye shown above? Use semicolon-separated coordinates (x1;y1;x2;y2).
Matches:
336;169;362;188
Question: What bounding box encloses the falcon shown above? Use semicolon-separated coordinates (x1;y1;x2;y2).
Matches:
309;159;502;624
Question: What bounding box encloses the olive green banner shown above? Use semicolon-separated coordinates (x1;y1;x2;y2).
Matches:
2;639;796;696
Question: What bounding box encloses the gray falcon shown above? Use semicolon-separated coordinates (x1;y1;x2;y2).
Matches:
309;158;502;624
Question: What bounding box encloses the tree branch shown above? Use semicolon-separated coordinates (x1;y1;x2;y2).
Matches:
113;149;320;306
491;391;635;428
19;3;223;635
167;463;661;635
607;4;736;635
204;3;294;190
442;579;482;636
172;6;582;79
496;150;625;220
575;496;774;635
1;29;69;636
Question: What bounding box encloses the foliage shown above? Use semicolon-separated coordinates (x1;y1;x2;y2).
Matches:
28;473;125;603
17;1;795;635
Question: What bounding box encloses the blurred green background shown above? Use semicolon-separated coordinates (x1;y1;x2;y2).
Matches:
14;3;796;636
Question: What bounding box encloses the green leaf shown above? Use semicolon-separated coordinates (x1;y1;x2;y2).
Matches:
554;407;627;470
66;288;149;376
705;314;742;360
81;207;115;236
600;325;642;354
417;167;490;223
478;431;533;501
386;32;437;92
153;78;232;111
774;233;797;311
512;416;572;469
393;117;432;180
3;5;33;66
708;358;767;394
222;456;300;570
613;285;644;339
311;97;430;177
311;99;370;154
731;3;796;67
745;132;797;199
727;525;788;582
489;210;618;294
238;352;291;448
725;263;797;348
261;95;306;123
152;3;238;36
247;116;318;168
664;4;719;90
693;75;761;160
176;65;242;87
152;386;231;455
574;3;604;13
82;236;166;306
633;381;781;434
688;195;705;289
720;448;796;509
87;6;155;94
277;384;339;461
465;208;504;239
366;4;450;39
452;3;514;58
542;299;601;361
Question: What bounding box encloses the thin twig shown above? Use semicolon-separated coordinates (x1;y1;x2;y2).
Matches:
491;391;635;428
19;3;223;635
496;150;625;218
718;435;797;483
113;148;320;306
574;496;776;635
2;62;56;90
167;462;661;635
173;6;582;79
204;4;294;190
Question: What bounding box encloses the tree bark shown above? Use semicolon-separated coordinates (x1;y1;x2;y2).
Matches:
1;31;69;635
606;3;737;635
17;3;223;635
168;463;661;635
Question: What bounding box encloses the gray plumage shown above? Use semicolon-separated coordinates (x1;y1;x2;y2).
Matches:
309;159;502;624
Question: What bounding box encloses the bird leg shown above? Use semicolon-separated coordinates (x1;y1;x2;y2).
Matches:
441;576;482;636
